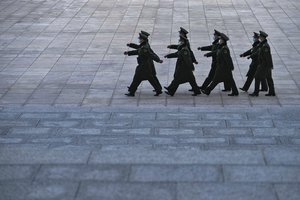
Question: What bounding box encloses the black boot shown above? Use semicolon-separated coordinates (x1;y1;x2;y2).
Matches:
202;89;210;96
125;93;135;97
239;87;247;92
192;89;201;96
165;91;174;96
189;86;201;92
154;90;162;96
228;93;239;96
249;93;258;97
222;89;231;92
260;89;268;92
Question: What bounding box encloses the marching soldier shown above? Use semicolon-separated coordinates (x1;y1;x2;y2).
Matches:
249;31;276;96
198;29;230;91
164;34;201;96
124;33;163;97
167;27;198;66
127;30;162;93
239;32;268;92
166;27;200;92
202;33;239;96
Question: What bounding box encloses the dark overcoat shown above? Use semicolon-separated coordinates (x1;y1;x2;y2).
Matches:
253;40;273;79
127;42;160;80
166;45;195;84
241;41;260;77
168;40;196;70
213;44;234;83
201;39;219;69
128;42;160;76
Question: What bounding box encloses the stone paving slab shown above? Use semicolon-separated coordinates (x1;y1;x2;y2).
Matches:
0;0;299;107
177;183;278;200
0;105;299;199
89;149;265;164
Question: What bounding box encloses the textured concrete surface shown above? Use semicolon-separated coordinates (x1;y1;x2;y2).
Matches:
0;0;300;199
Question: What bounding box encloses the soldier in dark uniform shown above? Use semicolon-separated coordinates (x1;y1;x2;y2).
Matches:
202;33;239;96
164;34;201;96
124;33;163;97
198;30;231;92
167;27;198;66
239;32;268;92
165;27;199;92
249;31;276;96
126;30;162;93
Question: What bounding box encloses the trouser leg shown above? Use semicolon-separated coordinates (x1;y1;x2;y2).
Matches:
224;81;231;91
260;78;268;91
153;75;162;91
205;80;219;94
167;79;179;95
243;75;254;91
229;73;239;95
201;67;215;89
128;75;142;94
148;76;162;92
253;78;260;94
189;76;201;94
266;71;275;95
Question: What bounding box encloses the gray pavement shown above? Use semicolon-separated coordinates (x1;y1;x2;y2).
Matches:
0;105;300;200
0;0;299;106
1;0;300;199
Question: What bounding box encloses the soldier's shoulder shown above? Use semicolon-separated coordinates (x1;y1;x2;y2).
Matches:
262;43;270;52
180;47;189;55
140;45;150;53
221;46;230;54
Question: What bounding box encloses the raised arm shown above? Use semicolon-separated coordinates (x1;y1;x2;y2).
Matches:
198;45;213;51
167;44;179;49
164;52;178;59
127;50;139;56
240;48;252;57
127;43;140;49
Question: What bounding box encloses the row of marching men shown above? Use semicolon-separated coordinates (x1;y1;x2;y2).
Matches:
123;27;276;97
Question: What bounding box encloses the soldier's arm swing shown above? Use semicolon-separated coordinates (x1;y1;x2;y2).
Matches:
167;44;179;49
198;45;213;51
127;43;139;49
124;50;139;56
240;49;252;57
164;52;178;59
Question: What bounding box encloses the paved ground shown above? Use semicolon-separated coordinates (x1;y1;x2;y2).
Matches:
0;0;300;199
0;0;299;106
0;105;300;200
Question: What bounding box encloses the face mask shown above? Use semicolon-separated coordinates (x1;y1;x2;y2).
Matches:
218;39;223;44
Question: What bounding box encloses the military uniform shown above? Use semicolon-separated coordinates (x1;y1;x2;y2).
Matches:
240;32;268;92
164;35;201;96
125;33;162;96
167;27;198;68
250;31;275;96
199;30;231;92
127;31;162;92
202;33;238;96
